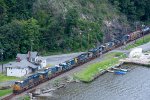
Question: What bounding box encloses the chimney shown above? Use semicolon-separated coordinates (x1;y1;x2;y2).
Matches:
28;51;31;62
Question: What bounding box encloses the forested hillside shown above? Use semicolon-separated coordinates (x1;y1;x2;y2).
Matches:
0;0;149;59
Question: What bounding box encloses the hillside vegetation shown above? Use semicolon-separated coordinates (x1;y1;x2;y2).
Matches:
0;0;149;60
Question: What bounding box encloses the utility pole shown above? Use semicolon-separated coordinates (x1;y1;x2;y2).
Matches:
142;24;145;43
135;22;138;43
143;31;144;43
0;49;4;74
88;33;89;50
88;28;91;50
80;32;82;51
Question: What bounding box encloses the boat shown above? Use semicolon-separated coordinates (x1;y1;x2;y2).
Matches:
112;67;128;72
114;71;127;75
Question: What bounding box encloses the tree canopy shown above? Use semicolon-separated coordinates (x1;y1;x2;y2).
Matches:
0;0;149;60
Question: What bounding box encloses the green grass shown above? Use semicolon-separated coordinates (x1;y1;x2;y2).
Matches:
125;34;150;50
0;89;12;97
74;52;126;82
0;73;20;82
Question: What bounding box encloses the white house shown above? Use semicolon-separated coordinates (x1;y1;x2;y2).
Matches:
6;59;38;77
35;57;47;69
28;51;38;63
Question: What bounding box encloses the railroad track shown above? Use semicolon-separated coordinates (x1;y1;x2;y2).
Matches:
2;31;150;100
1;88;36;100
1;94;15;100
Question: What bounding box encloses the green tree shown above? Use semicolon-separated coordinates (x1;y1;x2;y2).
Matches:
21;18;40;52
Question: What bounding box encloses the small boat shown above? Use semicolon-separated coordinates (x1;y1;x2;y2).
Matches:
107;69;114;73
112;67;128;72
120;69;128;72
114;71;127;75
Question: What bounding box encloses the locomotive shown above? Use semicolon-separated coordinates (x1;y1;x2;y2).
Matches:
12;26;150;94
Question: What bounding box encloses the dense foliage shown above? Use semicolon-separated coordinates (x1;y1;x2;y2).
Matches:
109;0;150;21
0;0;149;59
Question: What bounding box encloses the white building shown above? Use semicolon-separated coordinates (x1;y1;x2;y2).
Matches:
129;48;143;58
28;51;38;63
6;60;38;77
35;57;47;69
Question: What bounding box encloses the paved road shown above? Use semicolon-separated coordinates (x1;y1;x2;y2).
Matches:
45;52;84;65
0;52;84;73
134;42;150;52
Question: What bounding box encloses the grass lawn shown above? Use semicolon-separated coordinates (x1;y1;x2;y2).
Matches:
0;73;20;82
125;34;150;50
0;89;12;97
74;52;126;82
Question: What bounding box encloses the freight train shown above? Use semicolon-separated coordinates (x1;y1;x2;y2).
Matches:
12;26;150;94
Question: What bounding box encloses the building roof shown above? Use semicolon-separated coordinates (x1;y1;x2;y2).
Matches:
7;59;38;69
16;54;27;60
36;56;46;60
29;51;38;58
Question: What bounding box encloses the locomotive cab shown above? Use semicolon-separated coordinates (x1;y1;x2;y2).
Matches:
105;42;115;50
13;81;23;94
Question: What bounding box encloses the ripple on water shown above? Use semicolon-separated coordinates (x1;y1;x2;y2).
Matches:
43;65;150;100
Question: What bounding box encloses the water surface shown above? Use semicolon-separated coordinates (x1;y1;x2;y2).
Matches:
42;65;150;100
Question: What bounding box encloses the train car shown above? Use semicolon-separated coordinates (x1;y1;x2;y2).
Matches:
98;45;106;53
122;34;130;44
13;81;26;93
77;53;90;64
65;60;73;69
142;26;150;35
50;66;61;74
88;48;100;58
66;59;77;68
28;73;41;87
59;62;69;70
44;67;53;79
13;78;34;93
38;71;49;82
111;39;121;45
13;73;41;94
105;42;115;51
129;30;141;40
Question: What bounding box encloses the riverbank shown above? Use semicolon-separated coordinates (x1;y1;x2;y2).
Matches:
52;65;150;100
74;52;126;82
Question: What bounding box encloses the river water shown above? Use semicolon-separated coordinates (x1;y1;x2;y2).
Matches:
40;65;150;100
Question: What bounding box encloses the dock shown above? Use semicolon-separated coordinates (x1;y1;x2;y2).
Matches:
120;58;150;67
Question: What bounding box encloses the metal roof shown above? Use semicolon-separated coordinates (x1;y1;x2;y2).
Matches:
6;59;38;69
16;54;27;60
